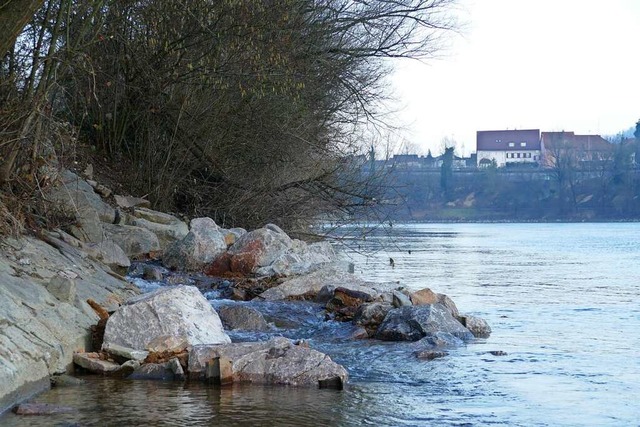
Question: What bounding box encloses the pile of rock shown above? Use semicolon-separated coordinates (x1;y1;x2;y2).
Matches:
73;286;347;389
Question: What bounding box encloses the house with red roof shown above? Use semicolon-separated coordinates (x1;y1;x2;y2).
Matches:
541;131;614;168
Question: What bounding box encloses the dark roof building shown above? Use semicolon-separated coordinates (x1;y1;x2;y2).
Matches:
477;129;541;151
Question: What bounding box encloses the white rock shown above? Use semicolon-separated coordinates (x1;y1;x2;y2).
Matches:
102;285;230;351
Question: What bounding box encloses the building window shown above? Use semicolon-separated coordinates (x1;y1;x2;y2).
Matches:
508;142;515;147
516;153;520;158
521;142;527;147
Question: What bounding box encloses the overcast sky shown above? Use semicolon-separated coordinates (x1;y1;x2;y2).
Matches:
390;0;640;156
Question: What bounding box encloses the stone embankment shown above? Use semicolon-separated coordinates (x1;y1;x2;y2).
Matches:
0;168;490;415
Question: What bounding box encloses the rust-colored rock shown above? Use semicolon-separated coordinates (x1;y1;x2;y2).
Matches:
410;288;438;305
205;253;232;276
87;298;109;320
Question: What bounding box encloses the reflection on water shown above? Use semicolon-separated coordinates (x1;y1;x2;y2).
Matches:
3;223;640;426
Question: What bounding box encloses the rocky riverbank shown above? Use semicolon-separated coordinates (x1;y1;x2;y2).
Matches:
0;168;490;416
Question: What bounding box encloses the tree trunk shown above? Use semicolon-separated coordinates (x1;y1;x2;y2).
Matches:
0;0;45;56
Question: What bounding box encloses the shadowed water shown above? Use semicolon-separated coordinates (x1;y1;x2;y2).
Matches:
2;223;639;426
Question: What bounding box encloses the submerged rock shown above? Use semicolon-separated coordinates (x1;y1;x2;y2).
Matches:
13;402;76;415
415;350;448;361
217;305;271;331
102;285;230;351
375;304;474;342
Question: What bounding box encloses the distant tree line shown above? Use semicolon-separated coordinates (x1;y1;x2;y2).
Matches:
0;0;456;233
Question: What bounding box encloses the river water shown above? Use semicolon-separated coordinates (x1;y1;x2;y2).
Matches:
2;223;639;426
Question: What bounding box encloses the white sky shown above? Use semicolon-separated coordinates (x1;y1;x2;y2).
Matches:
390;0;640;156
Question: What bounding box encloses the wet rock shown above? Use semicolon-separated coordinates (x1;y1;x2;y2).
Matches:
50;374;85;387
459;315;492;338
73;352;121;374
13;402;76;415
488;350;508;356
315;285;336;304
415;332;464;349
233;338;348;389
375;304;474;342
350;326;370;339
163;218;227;271
353;302;393;335
188;341;276;380
410;288;438;305
103;223;161;258
46;276;76;303
102;285;230;351
392;290;413;308
217;305;271;331
326;287;375;321
142;265;164;281
128;362;177;381
415;350;448;361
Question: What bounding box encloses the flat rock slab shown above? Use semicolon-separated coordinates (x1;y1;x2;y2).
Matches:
73;353;121;374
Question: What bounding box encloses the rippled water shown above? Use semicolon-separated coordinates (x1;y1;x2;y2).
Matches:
3;223;640;426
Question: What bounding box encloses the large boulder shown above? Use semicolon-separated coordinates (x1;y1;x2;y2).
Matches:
255;240;337;277
127;208;189;251
353;302;394;335
46;170;116;242
375;304;474;342
102;223;161;259
258;265;389;301
223;225;293;275
162;218;227;271
189;337;347;388
102;285;230;351
410;287;460;318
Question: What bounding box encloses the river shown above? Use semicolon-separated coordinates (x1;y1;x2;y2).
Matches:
2;223;639;426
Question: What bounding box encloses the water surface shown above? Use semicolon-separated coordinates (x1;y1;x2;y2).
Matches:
3;223;639;426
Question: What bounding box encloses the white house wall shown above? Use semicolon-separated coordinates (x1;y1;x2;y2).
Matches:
477;150;541;167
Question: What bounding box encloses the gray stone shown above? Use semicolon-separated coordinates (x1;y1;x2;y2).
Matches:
142;265;164;281
146;335;188;353
162;218;227;271
217;305;271;331
188;337;347;388
392;290;413;308
259;265;390;301
84;240;131;271
102;285;230;351
0;233;135;414
415;332;464;349
73;352;121;374
128;362;175;380
437;293;460;318
50;374;85;387
102;343;149;362
375;304;474;342
103;223;161;258
46;276;76;303
459;315;492;338
233;338;348;389
128;209;189;251
255;239;337;277
114;194;151;209
354;302;393;332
